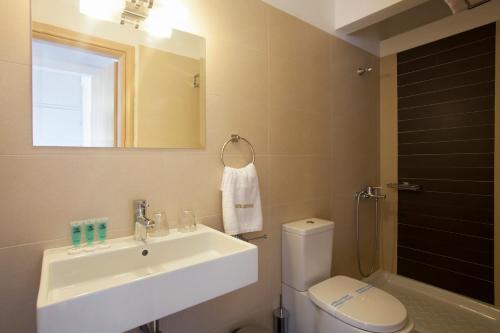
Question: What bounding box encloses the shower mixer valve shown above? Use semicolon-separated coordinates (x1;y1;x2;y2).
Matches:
356;186;386;200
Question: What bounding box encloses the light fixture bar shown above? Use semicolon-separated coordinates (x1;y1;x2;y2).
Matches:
120;0;154;29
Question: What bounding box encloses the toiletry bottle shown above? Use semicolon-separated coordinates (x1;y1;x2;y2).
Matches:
68;221;83;254
84;219;96;252
97;218;110;248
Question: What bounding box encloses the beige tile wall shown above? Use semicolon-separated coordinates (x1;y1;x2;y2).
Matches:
379;55;398;274
331;38;380;278
0;1;380;332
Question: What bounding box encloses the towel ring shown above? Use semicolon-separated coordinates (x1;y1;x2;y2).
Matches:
220;134;255;167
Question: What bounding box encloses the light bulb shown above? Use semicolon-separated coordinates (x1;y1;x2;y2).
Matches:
143;8;173;38
143;0;189;39
80;0;123;22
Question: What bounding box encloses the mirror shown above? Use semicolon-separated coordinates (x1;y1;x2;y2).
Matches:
31;0;205;148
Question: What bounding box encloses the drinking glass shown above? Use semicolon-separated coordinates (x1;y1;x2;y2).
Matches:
150;209;169;237
178;209;196;232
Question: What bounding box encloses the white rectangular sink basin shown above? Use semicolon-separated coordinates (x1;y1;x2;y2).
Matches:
37;224;258;333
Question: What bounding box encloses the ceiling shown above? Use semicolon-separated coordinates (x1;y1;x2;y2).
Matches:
351;0;453;41
261;0;500;56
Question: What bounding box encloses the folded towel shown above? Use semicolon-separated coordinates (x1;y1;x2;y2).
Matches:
220;163;263;235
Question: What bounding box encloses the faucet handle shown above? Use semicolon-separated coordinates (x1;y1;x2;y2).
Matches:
134;199;150;219
134;199;149;207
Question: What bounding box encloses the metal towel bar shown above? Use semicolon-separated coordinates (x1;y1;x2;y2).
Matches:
234;234;268;242
220;134;256;167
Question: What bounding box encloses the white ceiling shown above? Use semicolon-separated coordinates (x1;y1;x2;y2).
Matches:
261;0;500;57
261;0;383;54
262;0;336;33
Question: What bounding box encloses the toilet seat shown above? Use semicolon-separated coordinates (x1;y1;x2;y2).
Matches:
308;276;408;333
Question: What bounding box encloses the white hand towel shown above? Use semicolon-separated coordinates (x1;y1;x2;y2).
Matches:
220;163;263;235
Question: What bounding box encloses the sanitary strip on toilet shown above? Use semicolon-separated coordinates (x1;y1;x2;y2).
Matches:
331;294;353;308
330;284;374;310
355;284;373;294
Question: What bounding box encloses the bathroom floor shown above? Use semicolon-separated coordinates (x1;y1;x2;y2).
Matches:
369;273;500;333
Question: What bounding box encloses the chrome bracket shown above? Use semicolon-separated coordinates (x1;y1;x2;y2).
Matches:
235;234;268;242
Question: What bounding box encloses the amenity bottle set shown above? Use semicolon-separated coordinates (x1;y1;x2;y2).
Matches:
68;201;198;255
69;218;109;254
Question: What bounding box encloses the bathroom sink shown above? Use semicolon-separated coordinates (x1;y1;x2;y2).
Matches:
37;224;258;333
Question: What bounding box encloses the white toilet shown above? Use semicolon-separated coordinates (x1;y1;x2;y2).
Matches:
282;218;414;333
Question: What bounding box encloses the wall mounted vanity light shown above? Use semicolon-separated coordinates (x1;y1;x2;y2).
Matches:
79;0;188;38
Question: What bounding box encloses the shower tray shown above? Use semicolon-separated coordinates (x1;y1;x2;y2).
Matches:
366;271;500;333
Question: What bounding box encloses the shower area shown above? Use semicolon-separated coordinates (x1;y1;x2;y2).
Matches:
373;21;500;333
396;22;495;303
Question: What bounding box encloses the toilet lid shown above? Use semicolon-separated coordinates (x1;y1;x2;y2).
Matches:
308;276;407;333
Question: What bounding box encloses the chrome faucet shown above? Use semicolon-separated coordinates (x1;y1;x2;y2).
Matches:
133;200;155;242
356;186;386;200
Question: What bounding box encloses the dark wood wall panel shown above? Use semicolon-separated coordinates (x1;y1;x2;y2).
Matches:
398;258;493;303
398;37;495;74
399;110;494;131
398;67;495;97
398;96;494;119
398;247;493;281
398;52;495;86
398;213;493;238
398;224;493;267
398;178;492;195
399;153;493;168
399;125;494;143
398;81;494;109
399;139;494;155
396;23;496;304
398;24;496;62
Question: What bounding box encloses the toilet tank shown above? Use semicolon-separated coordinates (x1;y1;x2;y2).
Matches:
282;218;334;292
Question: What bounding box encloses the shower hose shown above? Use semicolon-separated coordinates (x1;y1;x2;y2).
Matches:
355;191;380;278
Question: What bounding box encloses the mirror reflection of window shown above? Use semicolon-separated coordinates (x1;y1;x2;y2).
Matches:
32;39;119;147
